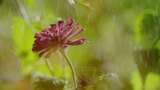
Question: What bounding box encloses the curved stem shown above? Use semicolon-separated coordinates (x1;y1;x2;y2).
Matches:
45;59;54;76
59;49;78;89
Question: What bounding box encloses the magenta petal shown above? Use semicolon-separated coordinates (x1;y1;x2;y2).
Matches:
66;17;73;26
67;38;85;45
32;17;85;57
50;24;56;28
58;20;65;31
68;28;84;39
61;27;73;39
62;44;69;48
49;24;58;34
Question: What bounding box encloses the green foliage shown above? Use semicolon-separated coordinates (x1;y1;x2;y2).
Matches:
131;71;142;90
145;73;160;90
134;10;160;48
25;0;34;7
131;71;160;90
11;2;58;74
2;0;159;90
33;75;65;90
12;17;38;74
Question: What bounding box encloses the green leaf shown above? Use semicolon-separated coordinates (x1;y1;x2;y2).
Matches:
131;71;143;90
134;10;160;48
12;17;34;53
145;73;160;90
12;17;38;74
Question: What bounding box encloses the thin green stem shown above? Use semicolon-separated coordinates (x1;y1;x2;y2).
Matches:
59;49;78;89
45;59;54;76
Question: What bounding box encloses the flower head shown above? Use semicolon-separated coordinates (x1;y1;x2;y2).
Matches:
32;18;85;57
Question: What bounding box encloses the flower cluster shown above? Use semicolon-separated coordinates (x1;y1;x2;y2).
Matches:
32;18;85;57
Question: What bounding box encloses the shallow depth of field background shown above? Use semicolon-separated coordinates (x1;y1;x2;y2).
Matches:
0;0;160;90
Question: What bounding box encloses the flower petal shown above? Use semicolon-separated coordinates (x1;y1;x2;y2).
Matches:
58;20;65;31
32;17;85;57
61;26;73;39
66;17;73;26
67;26;84;39
67;38;85;45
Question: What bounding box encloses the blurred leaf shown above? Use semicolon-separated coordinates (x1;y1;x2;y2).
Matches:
123;0;160;10
33;75;65;90
131;71;143;90
134;10;160;48
145;73;160;90
25;0;34;7
76;0;92;10
12;17;34;54
12;17;38;74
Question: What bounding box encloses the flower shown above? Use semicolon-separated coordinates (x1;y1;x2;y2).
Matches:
32;18;85;57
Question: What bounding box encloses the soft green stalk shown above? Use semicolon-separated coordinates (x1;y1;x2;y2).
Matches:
45;58;54;76
60;49;78;89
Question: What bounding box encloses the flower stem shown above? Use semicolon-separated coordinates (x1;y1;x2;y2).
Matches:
60;49;78;89
45;59;54;76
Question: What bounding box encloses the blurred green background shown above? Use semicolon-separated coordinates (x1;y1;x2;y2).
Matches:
0;0;160;90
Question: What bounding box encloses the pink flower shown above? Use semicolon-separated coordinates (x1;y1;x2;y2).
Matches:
32;18;85;57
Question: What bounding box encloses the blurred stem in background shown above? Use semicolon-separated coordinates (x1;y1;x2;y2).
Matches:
15;0;35;32
60;49;78;89
44;58;55;76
